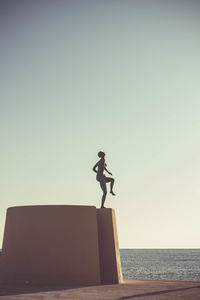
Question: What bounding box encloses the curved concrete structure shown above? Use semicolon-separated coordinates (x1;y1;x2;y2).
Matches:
0;205;101;285
0;205;122;286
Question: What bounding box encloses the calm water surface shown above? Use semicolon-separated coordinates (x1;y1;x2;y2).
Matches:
120;249;200;281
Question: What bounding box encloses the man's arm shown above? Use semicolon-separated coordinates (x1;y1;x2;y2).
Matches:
92;163;98;173
104;166;112;176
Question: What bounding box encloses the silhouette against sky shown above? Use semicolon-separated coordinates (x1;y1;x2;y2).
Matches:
93;151;115;208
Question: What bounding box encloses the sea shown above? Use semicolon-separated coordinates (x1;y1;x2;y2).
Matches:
120;249;200;281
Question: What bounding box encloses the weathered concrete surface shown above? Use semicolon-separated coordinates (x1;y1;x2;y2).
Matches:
0;279;199;299
97;208;123;284
0;205;101;286
0;206;123;286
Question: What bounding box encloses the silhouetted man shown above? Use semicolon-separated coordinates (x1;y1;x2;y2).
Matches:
93;151;115;208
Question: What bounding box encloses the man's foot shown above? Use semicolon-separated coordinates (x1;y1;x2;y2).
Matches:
101;206;106;208
110;191;116;196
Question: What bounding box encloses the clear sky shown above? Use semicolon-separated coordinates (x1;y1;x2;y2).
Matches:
1;0;200;248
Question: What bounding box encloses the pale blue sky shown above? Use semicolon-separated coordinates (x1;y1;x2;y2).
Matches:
1;0;200;248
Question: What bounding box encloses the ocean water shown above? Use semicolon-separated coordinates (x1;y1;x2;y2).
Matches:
120;249;200;281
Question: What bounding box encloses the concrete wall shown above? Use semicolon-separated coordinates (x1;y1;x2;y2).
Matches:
0;205;101;285
0;205;122;286
97;208;123;284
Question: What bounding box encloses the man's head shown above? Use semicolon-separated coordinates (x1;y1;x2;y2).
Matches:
98;151;105;158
